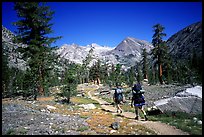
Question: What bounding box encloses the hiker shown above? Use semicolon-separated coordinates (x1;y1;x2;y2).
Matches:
131;82;148;121
113;83;124;113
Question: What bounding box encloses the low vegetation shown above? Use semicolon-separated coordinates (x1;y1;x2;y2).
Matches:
71;96;100;108
148;111;202;135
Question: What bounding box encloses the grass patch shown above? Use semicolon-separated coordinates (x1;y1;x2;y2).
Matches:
121;103;135;113
77;126;89;132
19;128;28;135
71;96;100;108
148;111;202;135
6;128;16;135
80;115;90;119
101;97;113;104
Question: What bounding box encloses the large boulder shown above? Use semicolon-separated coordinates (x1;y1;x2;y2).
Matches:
154;86;202;114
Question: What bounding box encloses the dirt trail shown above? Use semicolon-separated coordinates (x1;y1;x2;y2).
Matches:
86;85;189;135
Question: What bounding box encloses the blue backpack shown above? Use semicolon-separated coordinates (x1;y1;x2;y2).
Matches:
132;83;145;105
132;83;142;92
115;88;123;102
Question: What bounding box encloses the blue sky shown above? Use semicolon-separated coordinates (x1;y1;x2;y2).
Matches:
2;2;202;48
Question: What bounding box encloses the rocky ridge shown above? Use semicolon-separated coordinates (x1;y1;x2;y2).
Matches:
167;21;202;60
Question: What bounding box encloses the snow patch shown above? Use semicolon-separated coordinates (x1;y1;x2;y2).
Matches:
185;86;202;98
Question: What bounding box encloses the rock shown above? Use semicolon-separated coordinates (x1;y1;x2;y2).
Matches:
193;117;198;122
127;122;138;126
110;130;117;134
24;126;29;129
154;94;202;114
146;106;162;115
46;105;56;110
76;94;82;97
143;79;148;82
197;120;202;125
41;109;46;112
111;122;120;130
78;104;96;109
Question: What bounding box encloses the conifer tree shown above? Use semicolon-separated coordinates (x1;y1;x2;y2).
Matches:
89;61;99;85
60;63;78;103
13;2;61;99
136;63;142;83
114;64;122;86
126;66;135;86
2;42;12;96
141;48;148;80
100;62;109;84
152;24;167;84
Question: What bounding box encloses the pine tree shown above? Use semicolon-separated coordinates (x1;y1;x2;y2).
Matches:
152;24;167;84
13;2;61;99
141;48;148;80
89;61;98;84
126;66;136;87
115;64;122;86
81;48;93;83
108;63;116;87
59;63;78;103
2;42;12;96
136;63;143;83
100;62;109;84
162;44;173;84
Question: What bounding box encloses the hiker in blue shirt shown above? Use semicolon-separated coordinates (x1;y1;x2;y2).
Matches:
131;82;148;121
113;83;124;113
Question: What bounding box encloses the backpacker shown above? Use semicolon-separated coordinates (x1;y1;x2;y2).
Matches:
132;84;145;105
114;88;123;102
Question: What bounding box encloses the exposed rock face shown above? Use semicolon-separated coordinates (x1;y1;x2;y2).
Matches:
2;25;27;71
167;21;202;61
111;37;153;57
56;43;114;66
55;37;153;68
56;44;88;65
106;37;153;67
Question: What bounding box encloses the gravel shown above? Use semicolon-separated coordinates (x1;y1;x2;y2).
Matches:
2;100;91;135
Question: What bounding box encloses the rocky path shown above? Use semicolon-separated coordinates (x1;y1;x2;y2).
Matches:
87;85;189;135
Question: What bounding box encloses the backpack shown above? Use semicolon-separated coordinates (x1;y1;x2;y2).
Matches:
132;83;142;92
132;91;145;104
132;84;145;105
114;88;123;102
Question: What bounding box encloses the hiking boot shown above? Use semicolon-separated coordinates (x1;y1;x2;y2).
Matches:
144;115;148;121
135;116;139;120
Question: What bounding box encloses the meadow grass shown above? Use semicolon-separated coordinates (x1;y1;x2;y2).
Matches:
148;111;202;135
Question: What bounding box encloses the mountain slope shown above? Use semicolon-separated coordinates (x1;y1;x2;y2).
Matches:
2;25;27;71
55;37;153;68
106;37;153;66
167;21;202;60
55;43;114;65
